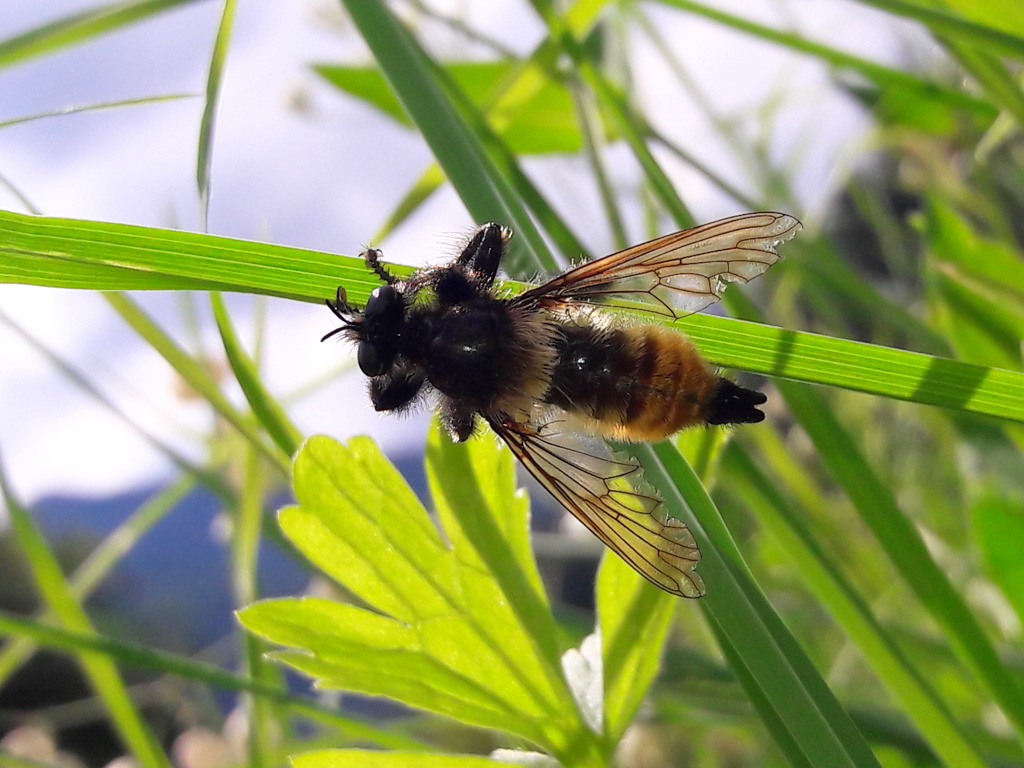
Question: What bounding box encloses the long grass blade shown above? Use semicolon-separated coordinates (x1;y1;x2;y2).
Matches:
0;477;194;686
3;211;1024;424
0;609;432;751
0;459;171;768
624;441;880;767
103;292;289;474
0;0;202;69
197;0;238;226
724;443;988;768
210;292;302;457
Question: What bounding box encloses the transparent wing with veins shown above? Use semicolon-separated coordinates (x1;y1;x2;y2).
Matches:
486;413;705;598
518;212;801;318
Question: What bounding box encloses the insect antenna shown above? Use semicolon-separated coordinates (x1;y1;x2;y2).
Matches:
320;325;349;342
322;286;356;342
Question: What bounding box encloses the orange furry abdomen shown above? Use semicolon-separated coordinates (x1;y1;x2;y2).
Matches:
544;321;721;442
607;325;719;441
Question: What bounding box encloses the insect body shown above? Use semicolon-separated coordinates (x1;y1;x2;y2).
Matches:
323;212;801;597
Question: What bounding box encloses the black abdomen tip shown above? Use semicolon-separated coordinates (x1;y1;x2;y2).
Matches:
706;379;767;425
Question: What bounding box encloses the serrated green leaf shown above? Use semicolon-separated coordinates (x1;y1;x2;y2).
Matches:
425;423;559;659
246;435;593;757
285;437;458;621
249;604;532;736
427;423;535;578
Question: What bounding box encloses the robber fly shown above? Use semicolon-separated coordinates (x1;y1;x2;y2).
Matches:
323;212;801;596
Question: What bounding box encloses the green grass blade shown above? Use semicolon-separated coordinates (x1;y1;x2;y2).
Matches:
925;200;1024;310
210;292;302;457
0;94;197;130
790;239;951;355
0;305;232;498
322;7;605;257
623;441;881;767
102;292;290;475
371;165;446;242
235;445;274;768
656;0;995;121
707;623;812;768
972;495;1024;633
932;270;1024;368
0;0;201;69
674;311;1024;424
0;170;41;215
4;210;1024;424
779;380;1024;736
537;12;693;229
0;463;171;768
0;610;431;751
724;444;989;768
0;477;193;686
0;209;369;299
855;0;1024;60
197;0;238;224
941;41;1024;126
340;0;555;276
435;70;591;263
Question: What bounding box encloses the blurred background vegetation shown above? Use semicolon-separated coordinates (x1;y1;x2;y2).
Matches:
2;1;1024;767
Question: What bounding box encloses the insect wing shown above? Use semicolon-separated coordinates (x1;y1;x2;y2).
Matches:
520;212;801;318
486;414;706;598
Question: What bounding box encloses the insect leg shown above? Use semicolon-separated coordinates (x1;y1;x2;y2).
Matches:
440;399;477;443
369;363;426;412
458;222;510;288
362;247;398;285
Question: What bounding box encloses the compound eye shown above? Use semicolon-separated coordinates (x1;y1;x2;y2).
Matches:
357;341;386;377
363;285;399;320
